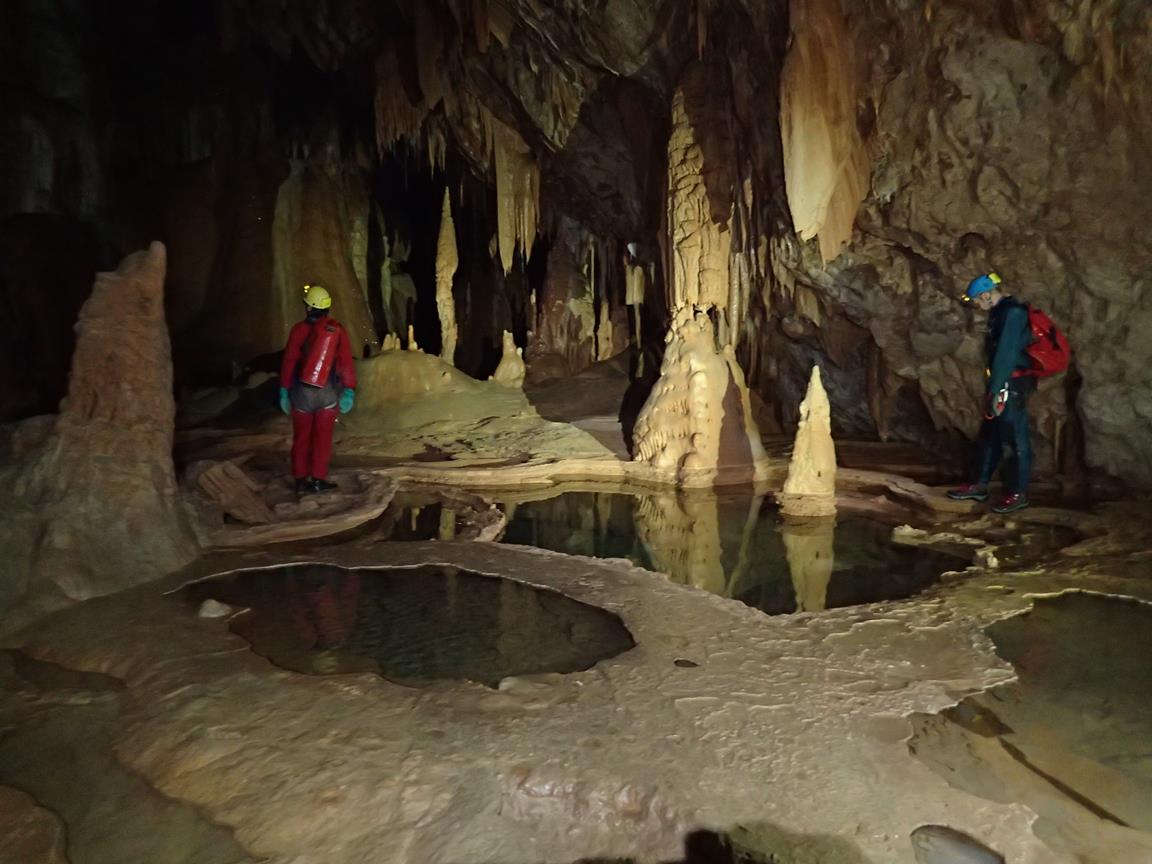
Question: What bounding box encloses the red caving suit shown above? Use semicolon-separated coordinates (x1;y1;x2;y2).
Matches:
280;315;357;480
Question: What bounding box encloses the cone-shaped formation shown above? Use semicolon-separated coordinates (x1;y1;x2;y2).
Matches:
435;188;459;364
632;309;768;486
490;330;526;388
780;365;837;516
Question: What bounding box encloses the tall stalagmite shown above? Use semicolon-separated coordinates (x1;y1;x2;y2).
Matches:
632;64;766;486
435;188;459;364
1;242;197;633
780;365;837;516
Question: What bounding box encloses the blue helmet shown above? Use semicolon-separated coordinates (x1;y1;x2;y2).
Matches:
965;272;1002;300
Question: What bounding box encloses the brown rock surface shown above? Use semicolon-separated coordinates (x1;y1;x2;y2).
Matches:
0;786;68;864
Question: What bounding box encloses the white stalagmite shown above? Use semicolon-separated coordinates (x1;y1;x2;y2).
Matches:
780;365;837;516
435;188;459;365
407;324;420;353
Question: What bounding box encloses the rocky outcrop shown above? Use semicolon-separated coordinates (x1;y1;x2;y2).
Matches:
772;0;1152;486
1;242;197;634
0;786;69;864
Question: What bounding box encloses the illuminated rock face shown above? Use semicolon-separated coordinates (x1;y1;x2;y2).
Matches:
780;365;837;517
780;0;870;264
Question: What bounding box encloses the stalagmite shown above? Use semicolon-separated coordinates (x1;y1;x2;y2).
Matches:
435;188;459;365
407;324;420;352
490;330;526;388
780;515;836;612
779;365;837;516
381;333;401;352
665;86;730;311
631;66;766;486
632;309;767;486
1;242;197;630
780;0;871;262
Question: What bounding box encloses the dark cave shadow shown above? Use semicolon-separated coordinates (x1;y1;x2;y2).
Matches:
488;824;877;864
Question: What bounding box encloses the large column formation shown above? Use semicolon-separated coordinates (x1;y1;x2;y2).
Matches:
435;188;459;364
631;64;767;486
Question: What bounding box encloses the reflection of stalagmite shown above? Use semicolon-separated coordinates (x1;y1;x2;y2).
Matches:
435;189;459;364
634;491;726;595
490;330;525;388
780;515;836;612
780;365;837;517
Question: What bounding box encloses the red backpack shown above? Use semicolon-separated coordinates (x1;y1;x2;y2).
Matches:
1015;304;1070;378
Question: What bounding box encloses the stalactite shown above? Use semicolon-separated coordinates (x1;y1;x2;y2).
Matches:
415;5;445;109
490;115;540;275
435;188;459;365
374;45;428;154
780;0;871;263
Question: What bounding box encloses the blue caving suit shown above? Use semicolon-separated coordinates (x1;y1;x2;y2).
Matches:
974;297;1034;494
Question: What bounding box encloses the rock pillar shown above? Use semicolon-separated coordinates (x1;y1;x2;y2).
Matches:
435;188;459;364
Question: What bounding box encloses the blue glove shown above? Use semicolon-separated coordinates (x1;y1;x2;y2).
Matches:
338;388;355;414
279;387;291;415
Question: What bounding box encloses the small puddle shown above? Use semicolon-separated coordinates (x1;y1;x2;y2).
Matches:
910;593;1152;855
185;565;635;687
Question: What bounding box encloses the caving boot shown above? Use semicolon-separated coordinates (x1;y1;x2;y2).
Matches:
311;477;338;493
946;483;989;502
992;491;1029;514
295;477;315;495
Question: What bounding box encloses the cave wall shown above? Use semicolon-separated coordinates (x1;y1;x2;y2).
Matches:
4;0;1152;486
772;0;1152;483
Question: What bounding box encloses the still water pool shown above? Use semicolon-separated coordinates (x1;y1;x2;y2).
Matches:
495;491;966;615
186;564;635;687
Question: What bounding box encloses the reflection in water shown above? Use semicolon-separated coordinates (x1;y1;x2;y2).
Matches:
185;565;635;687
779;515;836;612
502;491;960;615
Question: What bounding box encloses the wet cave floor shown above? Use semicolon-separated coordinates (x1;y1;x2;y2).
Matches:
4;479;1152;863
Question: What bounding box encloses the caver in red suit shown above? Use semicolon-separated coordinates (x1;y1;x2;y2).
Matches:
278;284;357;495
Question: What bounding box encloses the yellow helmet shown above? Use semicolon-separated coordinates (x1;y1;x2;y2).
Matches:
303;284;332;310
